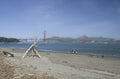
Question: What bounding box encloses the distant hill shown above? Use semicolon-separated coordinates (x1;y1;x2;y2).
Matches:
0;37;20;43
47;36;74;43
75;35;115;43
46;36;119;44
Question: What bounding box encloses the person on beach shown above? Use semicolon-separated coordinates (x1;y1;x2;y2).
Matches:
71;49;78;54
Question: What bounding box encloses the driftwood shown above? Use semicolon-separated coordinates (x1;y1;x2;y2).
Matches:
22;37;41;58
2;51;14;57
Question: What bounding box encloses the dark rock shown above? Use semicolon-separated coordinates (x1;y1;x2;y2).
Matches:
2;51;14;57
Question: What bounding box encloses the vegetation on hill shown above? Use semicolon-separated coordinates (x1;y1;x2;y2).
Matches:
0;37;19;43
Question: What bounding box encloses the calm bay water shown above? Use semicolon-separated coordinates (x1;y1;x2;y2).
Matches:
0;43;120;57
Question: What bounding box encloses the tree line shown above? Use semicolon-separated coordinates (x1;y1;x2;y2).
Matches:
0;37;19;43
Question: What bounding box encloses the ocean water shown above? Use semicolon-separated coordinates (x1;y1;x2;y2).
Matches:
0;43;120;57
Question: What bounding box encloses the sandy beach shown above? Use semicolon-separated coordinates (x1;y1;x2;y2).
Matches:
0;48;120;79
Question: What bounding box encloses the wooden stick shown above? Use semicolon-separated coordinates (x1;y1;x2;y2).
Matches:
23;44;34;58
22;36;41;58
34;48;41;58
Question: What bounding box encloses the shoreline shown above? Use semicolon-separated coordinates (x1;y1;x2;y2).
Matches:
0;48;120;79
1;47;120;58
0;42;120;57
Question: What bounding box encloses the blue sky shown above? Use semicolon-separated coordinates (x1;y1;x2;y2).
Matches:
0;0;120;39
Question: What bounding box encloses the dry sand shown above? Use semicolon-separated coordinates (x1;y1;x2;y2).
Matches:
0;48;120;79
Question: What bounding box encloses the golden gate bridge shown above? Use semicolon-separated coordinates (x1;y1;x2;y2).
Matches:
19;31;46;43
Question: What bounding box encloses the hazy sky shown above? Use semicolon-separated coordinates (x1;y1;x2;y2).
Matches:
0;0;120;39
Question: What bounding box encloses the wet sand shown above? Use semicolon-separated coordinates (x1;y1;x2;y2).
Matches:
0;48;120;79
